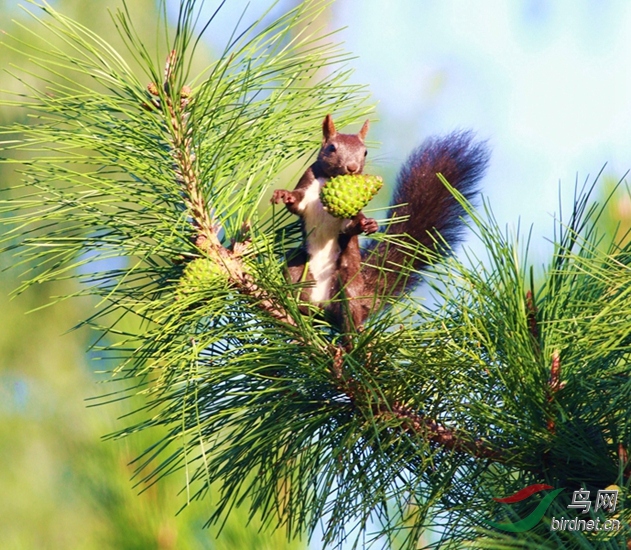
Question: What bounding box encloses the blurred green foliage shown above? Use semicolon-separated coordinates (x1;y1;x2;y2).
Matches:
0;1;305;548
596;175;631;250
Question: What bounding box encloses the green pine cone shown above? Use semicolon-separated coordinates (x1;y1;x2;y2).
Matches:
320;174;383;219
177;257;226;294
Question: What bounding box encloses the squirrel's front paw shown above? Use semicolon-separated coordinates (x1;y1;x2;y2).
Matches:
360;217;378;235
272;189;296;205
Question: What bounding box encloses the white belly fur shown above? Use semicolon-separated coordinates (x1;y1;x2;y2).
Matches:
298;177;346;303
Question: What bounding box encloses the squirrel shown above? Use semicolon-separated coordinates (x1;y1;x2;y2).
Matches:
272;114;489;333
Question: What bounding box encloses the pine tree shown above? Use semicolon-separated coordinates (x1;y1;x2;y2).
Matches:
1;1;630;549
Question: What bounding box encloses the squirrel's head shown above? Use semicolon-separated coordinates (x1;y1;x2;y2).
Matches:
318;114;370;176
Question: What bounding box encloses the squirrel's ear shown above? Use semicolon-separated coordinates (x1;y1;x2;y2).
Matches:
322;114;336;141
358;119;370;142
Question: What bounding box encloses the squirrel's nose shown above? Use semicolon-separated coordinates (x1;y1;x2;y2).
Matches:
346;162;359;174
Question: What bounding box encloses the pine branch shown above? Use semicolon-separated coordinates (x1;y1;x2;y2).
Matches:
2;2;631;550
329;344;503;462
146;48;301;330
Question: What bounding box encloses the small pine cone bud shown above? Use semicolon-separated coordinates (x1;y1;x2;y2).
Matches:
147;82;160;96
180;85;192;98
177;258;226;295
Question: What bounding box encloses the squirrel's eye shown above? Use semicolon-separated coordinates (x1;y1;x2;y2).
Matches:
327;144;336;153
364;150;368;157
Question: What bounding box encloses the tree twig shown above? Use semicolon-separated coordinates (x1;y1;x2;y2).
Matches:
151;51;298;328
329;345;503;462
387;401;502;460
546;350;563;434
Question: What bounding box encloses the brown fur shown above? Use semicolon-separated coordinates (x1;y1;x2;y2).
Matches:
272;116;489;333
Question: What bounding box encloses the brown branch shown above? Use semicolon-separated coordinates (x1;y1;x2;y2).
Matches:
387;401;502;460
329;345;503;462
148;51;298;328
525;289;539;341
546;350;563;434
162;58;219;251
619;443;631;480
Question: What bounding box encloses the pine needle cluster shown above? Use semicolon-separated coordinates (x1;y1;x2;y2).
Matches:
1;1;630;549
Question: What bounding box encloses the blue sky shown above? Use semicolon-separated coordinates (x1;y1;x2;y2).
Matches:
174;0;631;267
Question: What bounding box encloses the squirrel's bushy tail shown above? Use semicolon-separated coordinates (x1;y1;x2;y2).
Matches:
362;131;490;299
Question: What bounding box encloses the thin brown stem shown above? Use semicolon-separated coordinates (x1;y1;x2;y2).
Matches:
546;350;562;434
525;289;539;341
329;345;503;462
387;401;502;460
619;443;631;480
151;51;298;328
